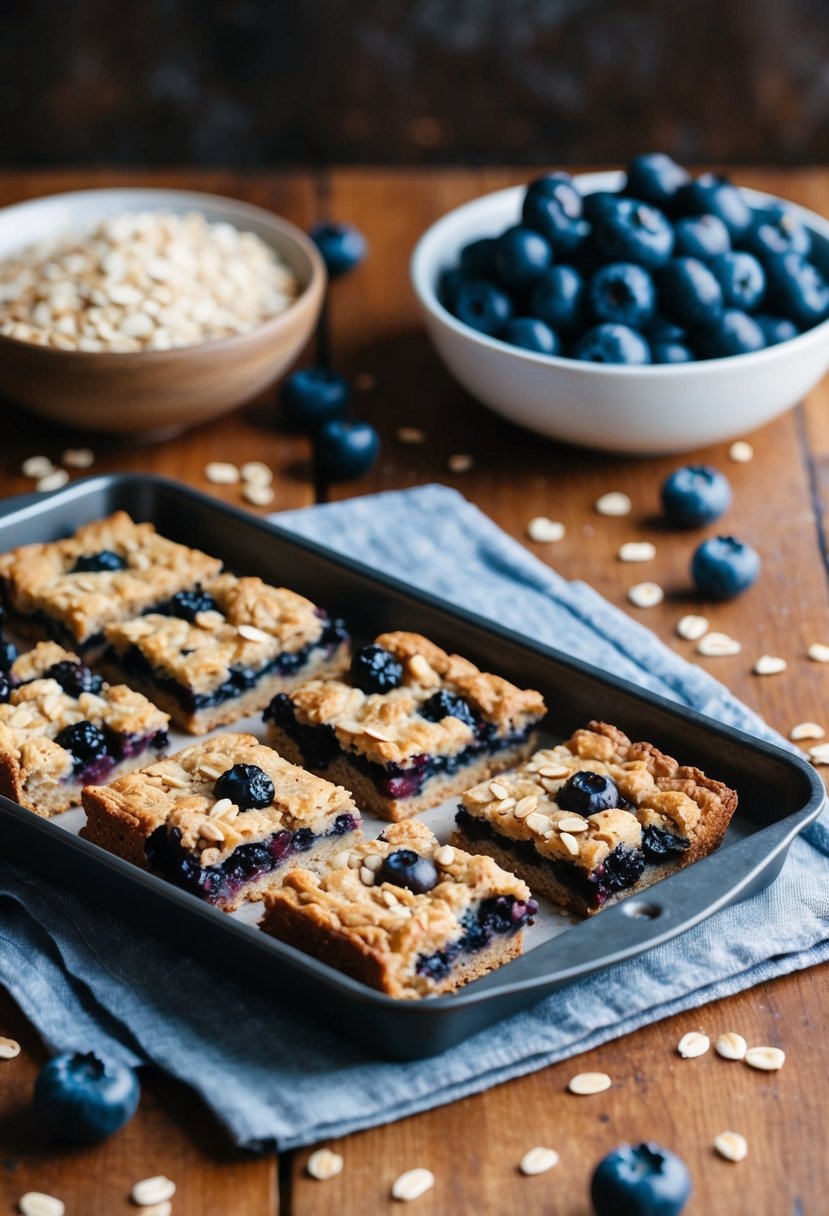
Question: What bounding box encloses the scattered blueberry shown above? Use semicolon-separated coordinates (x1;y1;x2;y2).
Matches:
214;763;275;810
54;720;108;773
529;266;585;333
165;586;220;622
501;317;560;355
651;341;694;364
280;367;350;432
625;153;690;210
661;465;732;527
452;278;513;336
377;848;439;894
420;689;477;727
557;770;621;816
493;225;553;290
72;550;126;574
459;237;498;278
709;252;765;312
754;313;799;346
574;323;651;365
677;172;753;239
745;203;811;260
592;199;674;269
522;190;590;254
315;419;380;481
591;1141;692;1216
34;1050;140;1145
310;222;367;278
43;660;104;696
695;309;766;359
587;263;656;329
673;214;731;260
764;252;829;329
658;258;723;328
0;639;17;672
350;644;404;694
692;535;761;599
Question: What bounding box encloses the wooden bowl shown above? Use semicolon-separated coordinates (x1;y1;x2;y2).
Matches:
0;188;326;436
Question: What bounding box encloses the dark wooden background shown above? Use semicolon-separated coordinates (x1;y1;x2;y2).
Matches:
1;0;827;167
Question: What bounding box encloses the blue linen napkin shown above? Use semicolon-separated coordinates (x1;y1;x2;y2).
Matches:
1;483;827;1151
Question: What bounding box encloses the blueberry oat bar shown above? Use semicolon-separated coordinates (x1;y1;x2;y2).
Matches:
264;631;547;821
0;511;222;653
81;733;362;911
453;721;738;916
102;574;350;734
0;641;169;818
260;819;537;998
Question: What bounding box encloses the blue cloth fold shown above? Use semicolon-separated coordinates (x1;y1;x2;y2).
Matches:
1;484;826;1150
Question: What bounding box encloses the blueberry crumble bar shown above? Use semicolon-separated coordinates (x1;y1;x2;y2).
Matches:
453;721;738;916
260;819;537;998
102;573;350;734
264;631;547;821
0;641;169;818
0;511;222;653
81;734;362;911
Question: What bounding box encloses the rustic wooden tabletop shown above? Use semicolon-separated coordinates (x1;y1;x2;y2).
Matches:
0;168;827;1216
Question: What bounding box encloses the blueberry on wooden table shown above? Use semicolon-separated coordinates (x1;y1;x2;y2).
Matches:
592;199;675;270
574;323;651;365
624;152;690;211
692;536;761;599
493;224;553;290
587;262;657;330
34;1051;140;1144
591;1141;692;1216
529;265;585;333
315;419;380;482
378;849;439;894
310;222;367;279
280;367;350;432
349;644;403;694
673;213;731;260
764;252;829;328
502;317;560;355
677;172;753;240
658;257;724;328
696;310;766;359
452;278;513;337
709;251;766;312
661;465;732;528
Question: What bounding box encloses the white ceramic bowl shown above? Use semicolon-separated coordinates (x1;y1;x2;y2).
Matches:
411;171;829;454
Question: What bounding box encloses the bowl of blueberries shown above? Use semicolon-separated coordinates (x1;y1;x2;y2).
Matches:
411;154;829;454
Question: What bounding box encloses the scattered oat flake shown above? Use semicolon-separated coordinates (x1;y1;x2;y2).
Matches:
568;1071;611;1095
628;581;663;608
677;613;709;641
21;455;53;478
131;1176;176;1206
519;1146;560;1176
678;1031;710;1058
618;541;656;563
0;1036;21;1059
391;1168;435;1201
790;722;824;741
808;742;829;765
61;447;94;468
744;1046;785;1071
240;460;272;486
307;1147;344;1180
715;1032;747;1061
595;491;631;517
37;469;69;492
448;453;474;473
753;655;786;676
205;461;239;485
714;1131;748;1162
243;483;275;507
807;642;829;663
527;516;565;543
18;1194;65;1216
696;632;741;657
397;426;426;444
237;623;271;643
729;440;754;463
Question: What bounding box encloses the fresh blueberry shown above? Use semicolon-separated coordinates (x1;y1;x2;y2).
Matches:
214;763;275;810
652;341;694;364
377;848;439;894
677;173;753;240
165;586;220;622
695;309;766;359
673;214;731;260
692;535;761;599
459;237;498;278
661;465;732;527
502;317;560;355
522;191;590;254
0;674;11;702
420;689;477;728
0;639;17;671
591;1141;692;1216
280;367;350;432
573;323;651;365
350;643;403;694
310;222;367;279
658;258;723;327
54;720;108;773
582;191;623;223
494;225;553;290
452;278;513;336
557;770;621;816
34;1050;140;1145
72;550;126;574
523;171;583;220
438;267;468;312
709;252;765;311
592;199;674;269
587;263;657;329
529;265;585;333
646;315;687;344
642;826;690;861
754;313;799;346
744;204;811;260
315;419;380;481
625;153;690;210
43;660;104;697
764;253;829;329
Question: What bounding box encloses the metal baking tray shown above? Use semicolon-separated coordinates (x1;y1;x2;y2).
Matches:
0;474;823;1059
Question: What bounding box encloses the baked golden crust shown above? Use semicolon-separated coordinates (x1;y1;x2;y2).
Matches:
0;511;222;645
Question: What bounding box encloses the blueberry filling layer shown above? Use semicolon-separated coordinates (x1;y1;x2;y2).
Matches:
108;616;348;715
58;725;169;786
265;693;535;800
455;808;689;908
144;811;359;904
415;894;538;982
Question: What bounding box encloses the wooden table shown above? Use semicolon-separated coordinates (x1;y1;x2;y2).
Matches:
1;169;827;1215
